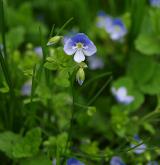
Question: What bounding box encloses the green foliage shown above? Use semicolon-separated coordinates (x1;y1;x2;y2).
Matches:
20;155;52;165
0;128;41;159
0;0;160;164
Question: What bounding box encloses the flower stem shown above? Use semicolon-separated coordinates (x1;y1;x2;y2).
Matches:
62;73;76;164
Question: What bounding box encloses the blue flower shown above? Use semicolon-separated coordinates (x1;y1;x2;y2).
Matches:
96;11;113;31
34;46;43;58
111;86;134;105
21;80;32;96
88;54;104;70
147;161;159;165
0;44;3;51
110;156;126;165
107;18;127;41
64;33;97;63
150;0;160;7
66;158;85;165
130;135;146;154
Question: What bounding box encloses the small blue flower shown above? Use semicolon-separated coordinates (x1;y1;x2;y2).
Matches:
21;80;32;96
107;18;127;41
64;33;97;63
97;11;113;31
111;86;134;105
150;0;160;7
34;46;43;58
147;161;159;165
88;55;104;70
130;135;146;154
0;44;3;51
110;156;126;165
66;158;85;165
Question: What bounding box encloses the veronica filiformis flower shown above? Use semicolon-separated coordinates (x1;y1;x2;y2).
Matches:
21;80;32;96
96;11;113;31
150;0;160;7
34;46;43;58
88;54;104;70
64;33;97;63
130;135;147;154
66;158;85;165
111;86;134;105
110;156;126;165
107;18;127;41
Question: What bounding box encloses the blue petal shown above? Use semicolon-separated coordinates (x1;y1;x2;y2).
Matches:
66;158;85;165
64;39;76;55
83;41;97;56
150;0;160;7
70;33;91;46
110;156;126;165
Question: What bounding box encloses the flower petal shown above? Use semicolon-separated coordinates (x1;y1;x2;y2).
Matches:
74;50;85;63
117;87;127;98
123;96;134;104
83;42;97;56
64;39;76;55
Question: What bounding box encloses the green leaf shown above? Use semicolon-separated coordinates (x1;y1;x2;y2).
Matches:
12;128;42;158
127;53;156;85
87;106;96;116
0;131;21;158
54;70;70;87
7;26;25;49
135;34;160;55
140;64;160;94
44;47;77;72
20;154;52;165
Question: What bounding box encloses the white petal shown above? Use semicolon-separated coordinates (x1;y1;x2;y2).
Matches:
123;96;134;104
83;42;97;56
74;50;85;63
117;87;127;98
64;39;76;55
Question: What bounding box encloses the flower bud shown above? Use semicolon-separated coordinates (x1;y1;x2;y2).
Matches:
76;68;85;86
47;36;63;46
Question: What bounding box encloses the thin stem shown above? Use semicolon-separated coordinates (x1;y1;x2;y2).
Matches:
30;65;37;103
62;73;76;164
0;50;14;97
0;0;7;60
87;76;113;106
56;17;74;36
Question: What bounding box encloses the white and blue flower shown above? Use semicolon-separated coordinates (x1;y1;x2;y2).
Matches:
107;18;127;41
150;0;160;7
96;11;113;31
64;33;97;63
130;135;147;154
66;158;85;165
111;86;134;105
88;54;104;70
110;156;126;165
